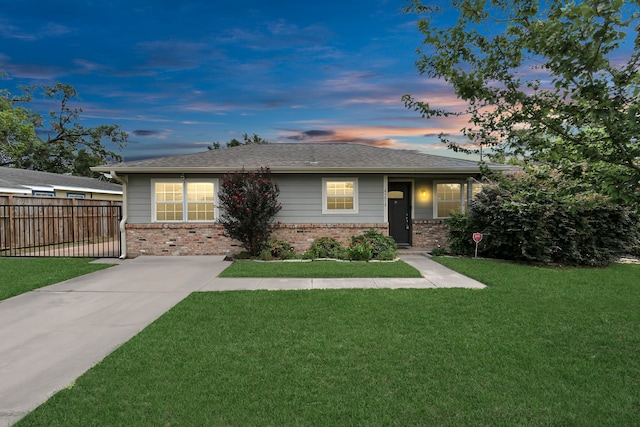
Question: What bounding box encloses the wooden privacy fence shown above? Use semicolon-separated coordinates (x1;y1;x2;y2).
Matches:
0;195;122;258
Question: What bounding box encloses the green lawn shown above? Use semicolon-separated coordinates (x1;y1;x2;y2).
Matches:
17;259;640;426
0;258;112;301
219;259;423;278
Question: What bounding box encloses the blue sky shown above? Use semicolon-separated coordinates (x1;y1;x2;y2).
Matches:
3;0;480;160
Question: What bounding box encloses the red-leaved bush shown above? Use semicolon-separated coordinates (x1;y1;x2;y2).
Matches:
218;167;282;256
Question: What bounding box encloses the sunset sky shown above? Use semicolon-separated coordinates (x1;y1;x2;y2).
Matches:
0;0;573;161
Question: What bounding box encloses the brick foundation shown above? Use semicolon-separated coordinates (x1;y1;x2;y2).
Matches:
125;223;388;256
272;223;388;253
411;220;447;250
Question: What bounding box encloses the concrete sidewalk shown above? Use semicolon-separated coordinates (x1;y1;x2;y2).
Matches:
0;254;483;426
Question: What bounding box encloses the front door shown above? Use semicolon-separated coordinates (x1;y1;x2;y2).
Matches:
388;182;411;246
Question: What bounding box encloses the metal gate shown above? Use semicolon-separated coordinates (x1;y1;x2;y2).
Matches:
0;204;122;258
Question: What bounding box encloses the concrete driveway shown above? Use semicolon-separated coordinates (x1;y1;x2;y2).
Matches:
0;256;228;426
0;254;483;426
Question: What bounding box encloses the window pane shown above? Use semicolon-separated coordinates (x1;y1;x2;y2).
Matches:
156;183;183;202
471;183;483;198
388;191;404;199
327;197;354;210
438;201;462;218
155;183;184;221
156;203;183;221
327;181;354;196
186;182;215;221
436;183;461;201
187;203;214;221
436;183;463;217
187;182;214;201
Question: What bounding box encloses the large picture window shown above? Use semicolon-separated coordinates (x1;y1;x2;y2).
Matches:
154;180;216;222
322;178;358;214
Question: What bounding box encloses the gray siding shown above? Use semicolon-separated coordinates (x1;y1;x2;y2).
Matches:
413;177;435;220
127;174;152;224
276;174;385;224
126;173;385;224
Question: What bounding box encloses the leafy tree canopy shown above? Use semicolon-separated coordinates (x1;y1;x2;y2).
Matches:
404;0;640;203
0;80;127;177
209;133;270;150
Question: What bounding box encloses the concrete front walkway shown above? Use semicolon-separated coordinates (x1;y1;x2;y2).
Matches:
0;254;483;426
202;254;485;291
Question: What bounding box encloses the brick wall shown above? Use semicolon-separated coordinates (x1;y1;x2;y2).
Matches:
412;220;447;250
125;223;388;256
272;223;388;253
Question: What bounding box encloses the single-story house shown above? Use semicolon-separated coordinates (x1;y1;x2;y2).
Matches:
92;143;510;257
0;167;123;200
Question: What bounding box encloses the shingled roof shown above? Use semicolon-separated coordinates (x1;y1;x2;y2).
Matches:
0;167;122;194
93;143;509;174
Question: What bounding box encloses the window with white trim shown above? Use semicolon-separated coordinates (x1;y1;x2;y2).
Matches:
435;183;463;218
435;181;484;218
153;180;216;222
322;178;358;214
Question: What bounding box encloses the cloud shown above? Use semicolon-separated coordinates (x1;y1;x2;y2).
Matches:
127;128;173;140
0;19;73;40
217;19;333;52
72;58;108;74
131;130;158;136
281;127;395;147
278;123;471;149
0;20;36;40
134;40;221;71
0;60;62;80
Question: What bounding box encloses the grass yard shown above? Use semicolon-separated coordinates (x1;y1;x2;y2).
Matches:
0;258;112;301
219;259;423;278
17;259;640;426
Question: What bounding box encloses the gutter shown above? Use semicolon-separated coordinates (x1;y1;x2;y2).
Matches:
109;171;128;259
92;165;514;175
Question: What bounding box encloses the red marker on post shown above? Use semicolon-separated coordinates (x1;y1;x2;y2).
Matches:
472;233;483;258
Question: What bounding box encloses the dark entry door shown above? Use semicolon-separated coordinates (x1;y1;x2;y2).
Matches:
388;182;411;246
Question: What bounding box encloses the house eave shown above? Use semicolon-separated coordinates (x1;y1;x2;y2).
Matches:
91;165;510;175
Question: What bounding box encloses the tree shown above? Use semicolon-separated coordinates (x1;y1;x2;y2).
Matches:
217;167;282;256
0;81;127;177
209;133;270;150
403;0;640;203
0;92;39;169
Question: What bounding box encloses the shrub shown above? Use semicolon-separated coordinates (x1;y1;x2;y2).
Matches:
446;168;640;266
304;231;398;261
306;237;345;259
347;242;373;261
350;229;398;260
263;239;296;260
377;248;398;261
444;213;474;257
430;246;447;257
217;167;282;257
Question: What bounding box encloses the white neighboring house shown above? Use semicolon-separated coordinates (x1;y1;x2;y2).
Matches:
0;167;122;201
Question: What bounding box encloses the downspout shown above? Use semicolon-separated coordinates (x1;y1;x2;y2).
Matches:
110;171;128;259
